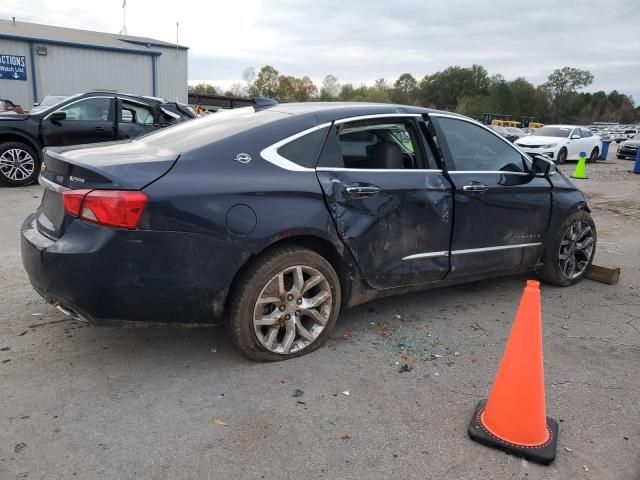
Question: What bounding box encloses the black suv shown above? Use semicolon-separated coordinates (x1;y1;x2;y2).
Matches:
0;92;195;186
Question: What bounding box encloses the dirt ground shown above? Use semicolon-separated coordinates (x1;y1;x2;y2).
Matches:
0;147;638;479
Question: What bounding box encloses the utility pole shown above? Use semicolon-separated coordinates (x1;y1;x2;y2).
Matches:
119;0;128;35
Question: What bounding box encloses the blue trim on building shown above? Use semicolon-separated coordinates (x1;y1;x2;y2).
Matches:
0;33;162;56
28;41;38;103
122;39;189;50
151;56;157;96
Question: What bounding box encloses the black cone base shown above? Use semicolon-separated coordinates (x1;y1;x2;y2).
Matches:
468;400;558;465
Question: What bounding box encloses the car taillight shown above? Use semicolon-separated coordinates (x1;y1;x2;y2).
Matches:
62;190;148;230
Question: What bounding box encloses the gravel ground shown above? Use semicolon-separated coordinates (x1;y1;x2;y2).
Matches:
0;147;638;479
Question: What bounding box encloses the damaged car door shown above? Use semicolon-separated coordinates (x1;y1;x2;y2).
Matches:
316;115;453;289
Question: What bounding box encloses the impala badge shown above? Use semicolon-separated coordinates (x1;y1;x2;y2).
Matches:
235;153;252;164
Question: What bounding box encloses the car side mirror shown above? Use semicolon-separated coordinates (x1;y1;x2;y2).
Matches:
530;155;555;178
571;134;581;139
49;111;66;124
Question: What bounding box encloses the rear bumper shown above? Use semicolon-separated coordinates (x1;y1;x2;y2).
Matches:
21;213;249;325
617;147;638;157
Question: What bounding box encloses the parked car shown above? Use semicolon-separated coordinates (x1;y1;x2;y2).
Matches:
0;92;196;186
617;134;640;160
0;99;24;114
21;102;597;361
515;125;602;164
505;126;527;141
30;95;69;114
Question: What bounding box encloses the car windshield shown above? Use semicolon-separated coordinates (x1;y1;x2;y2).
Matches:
633;134;640;140
532;127;571;138
507;127;524;133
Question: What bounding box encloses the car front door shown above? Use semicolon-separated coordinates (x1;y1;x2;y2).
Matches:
566;128;583;159
315;115;453;289
41;96;115;147
430;114;551;278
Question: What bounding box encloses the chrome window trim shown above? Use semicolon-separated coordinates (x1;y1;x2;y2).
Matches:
334;113;423;125
260;122;332;172
38;174;69;193
402;251;449;261
317;167;443;173
43;95;115;121
402;242;542;261
448;171;530;176
429;113;535;170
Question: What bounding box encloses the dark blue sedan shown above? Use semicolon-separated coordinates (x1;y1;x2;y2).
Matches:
21;101;596;361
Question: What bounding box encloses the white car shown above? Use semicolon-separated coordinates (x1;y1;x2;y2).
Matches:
515;125;602;164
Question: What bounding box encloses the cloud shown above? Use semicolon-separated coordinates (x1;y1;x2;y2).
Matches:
2;0;639;101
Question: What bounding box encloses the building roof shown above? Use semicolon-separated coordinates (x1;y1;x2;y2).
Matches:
0;19;187;56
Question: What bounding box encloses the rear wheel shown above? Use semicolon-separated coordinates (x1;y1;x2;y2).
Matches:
227;246;341;361
616;155;625;160
0;142;40;187
537;210;596;287
557;148;567;165
588;147;599;163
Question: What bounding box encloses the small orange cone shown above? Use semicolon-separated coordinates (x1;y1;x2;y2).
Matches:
468;280;558;465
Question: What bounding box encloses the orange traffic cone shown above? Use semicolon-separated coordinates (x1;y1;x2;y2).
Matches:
468;280;558;465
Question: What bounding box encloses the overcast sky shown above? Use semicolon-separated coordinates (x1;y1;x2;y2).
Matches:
3;0;640;101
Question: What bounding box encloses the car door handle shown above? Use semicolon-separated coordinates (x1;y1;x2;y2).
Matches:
462;183;489;194
345;186;380;197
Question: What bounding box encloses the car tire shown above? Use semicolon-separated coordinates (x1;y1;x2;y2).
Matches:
537;210;596;287
616;155;624;160
0;142;40;187
557;148;567;165
227;246;341;361
588;147;599;163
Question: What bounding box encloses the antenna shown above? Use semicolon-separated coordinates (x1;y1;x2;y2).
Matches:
119;0;128;35
176;21;179;54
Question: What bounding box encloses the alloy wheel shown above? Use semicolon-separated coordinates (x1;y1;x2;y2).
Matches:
558;220;594;279
253;265;332;354
0;148;35;181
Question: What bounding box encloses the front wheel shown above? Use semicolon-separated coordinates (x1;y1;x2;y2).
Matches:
556;148;567;165
0;142;40;187
227;246;341;361
537;210;596;287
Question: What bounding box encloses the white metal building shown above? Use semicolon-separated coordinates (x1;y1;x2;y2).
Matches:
0;19;188;108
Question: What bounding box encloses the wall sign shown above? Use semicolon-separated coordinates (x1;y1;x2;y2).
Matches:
0;54;27;81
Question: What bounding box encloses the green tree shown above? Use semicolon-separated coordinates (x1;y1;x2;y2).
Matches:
189;82;222;95
419;64;490;110
391;73;418;105
543;67;594;122
320;75;340;101
253;65;280;99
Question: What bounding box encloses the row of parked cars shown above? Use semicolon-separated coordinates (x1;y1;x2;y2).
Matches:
490;124;603;164
0;92;195;186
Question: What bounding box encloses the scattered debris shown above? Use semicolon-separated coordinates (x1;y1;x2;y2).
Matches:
434;372;439;376
18;331;27;336
393;314;401;319
340;433;351;440
371;322;393;338
342;390;350;396
431;353;443;359
398;364;414;373
0;346;10;351
296;400;306;405
2;359;11;364
564;447;573;452
293;389;304;398
280;379;287;384
583;466;589;472
342;329;353;342
31;313;42;316
211;418;228;426
210;347;218;353
14;443;26;453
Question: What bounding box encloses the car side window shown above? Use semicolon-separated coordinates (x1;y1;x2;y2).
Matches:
121;102;154;125
58;97;112;121
317;119;425;169
580;128;592;138
276;126;329;168
436;117;526;172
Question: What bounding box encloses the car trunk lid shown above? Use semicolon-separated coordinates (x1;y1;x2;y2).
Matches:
37;140;178;239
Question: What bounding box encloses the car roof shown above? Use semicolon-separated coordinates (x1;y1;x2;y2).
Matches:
541;125;581;129
266;102;449;123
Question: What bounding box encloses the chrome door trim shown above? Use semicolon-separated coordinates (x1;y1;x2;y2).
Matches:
260;122;332;172
316;167;443;173
448;171;530;176
451;242;542;255
402;242;542;261
402;251;450;261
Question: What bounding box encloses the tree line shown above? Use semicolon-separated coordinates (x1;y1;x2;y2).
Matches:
189;64;639;124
